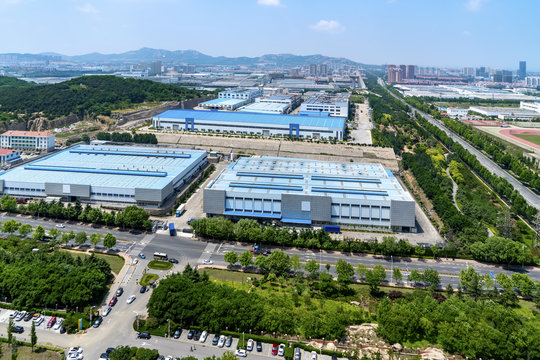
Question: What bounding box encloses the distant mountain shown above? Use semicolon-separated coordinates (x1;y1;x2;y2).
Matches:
2;48;361;67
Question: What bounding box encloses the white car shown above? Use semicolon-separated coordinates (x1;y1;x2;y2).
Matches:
218;335;226;348
132;259;139;265
68;347;83;355
235;349;247;357
9;311;19;319
15;311;26;321
127;295;136;304
165;357;174;360
53;318;64;331
103;306;112;317
34;316;44;326
200;330;208;343
311;351;318;360
246;339;254;351
278;344;286;357
55;224;65;228
68;354;83;360
203;260;213;265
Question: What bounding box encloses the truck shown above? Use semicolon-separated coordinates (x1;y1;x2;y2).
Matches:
169;223;176;236
323;225;341;233
175;204;186;217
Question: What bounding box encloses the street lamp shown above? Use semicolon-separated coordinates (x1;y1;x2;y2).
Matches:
168;318;170;338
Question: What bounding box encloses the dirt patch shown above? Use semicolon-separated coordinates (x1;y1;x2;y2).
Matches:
402;170;443;229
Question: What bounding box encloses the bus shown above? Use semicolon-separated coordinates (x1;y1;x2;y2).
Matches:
153;252;168;261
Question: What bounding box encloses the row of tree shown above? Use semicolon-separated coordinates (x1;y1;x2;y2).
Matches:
0;195;152;231
96;132;158;144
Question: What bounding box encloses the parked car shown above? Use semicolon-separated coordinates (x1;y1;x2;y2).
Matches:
137;332;151;339
225;335;233;348
331;355;337;360
23;312;33;322
9;311;19;319
203;260;213;265
212;334;220;346
12;325;24;334
235;349;247;357
32;313;41;321
109;296;118;306
200;330;208;343
140;285;146;293
68;354;83;360
187;330;194;340
272;343;279;356
35;316;44;326
106;348;115;354
194;330;202;341
126;295;136;304
168;258;179;264
138;253;146;259
246;339;254;351
116;287;124;297
218;335;226;348
103;306;112;317
53;318;64;331
294;348;301;360
55;224;65;228
68;347;83;355
99;353;109;360
278;344;286;356
15;311;26;321
311;351;318;360
133;259;139;265
173;328;181;339
60;326;66;334
256;341;263;352
47;317;57;328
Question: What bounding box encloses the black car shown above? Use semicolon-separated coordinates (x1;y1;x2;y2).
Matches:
256;341;263;352
169;258;179;264
173;328;181;339
212;334;220;346
194;330;202;341
12;326;24;334
60;326;66;334
93;316;103;328
116;287;124;297
23;312;33;322
187;329;194;340
99;353;110;360
137;332;151;339
106;347;116;354
140;285;147;293
225;335;233;347
331;356;338;360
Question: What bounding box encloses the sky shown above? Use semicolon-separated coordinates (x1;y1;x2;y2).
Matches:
0;0;538;70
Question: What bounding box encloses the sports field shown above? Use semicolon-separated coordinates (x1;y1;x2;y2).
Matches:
513;133;540;146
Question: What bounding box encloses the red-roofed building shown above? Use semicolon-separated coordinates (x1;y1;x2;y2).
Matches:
1;130;55;151
0;149;21;166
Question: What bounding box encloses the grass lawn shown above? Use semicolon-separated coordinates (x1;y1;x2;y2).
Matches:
147;260;172;270
60;249;125;275
0;343;63;360
203;268;262;283
141;273;159;286
513;133;540;146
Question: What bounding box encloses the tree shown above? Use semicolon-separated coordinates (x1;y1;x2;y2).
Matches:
110;346;136;360
325;263;331;272
2;219;20;235
224;251;239;267
239;250;253;269
459;266;482;300
90;233;102;248
103;233;116;250
335;259;355;285
32;225;45;241
122;205;150;229
30;321;37;352
75;231;88;246
356;264;368;280
17;224;32;237
512;273;535;297
290;254;302;272
422;268;440;289
0;194;17;213
86;208;102;225
365;265;386;294
446;283;454;297
48;227;60;242
304;259;320;279
408;270;423;284
265;250;291;275
7;318;13;344
392;267;402;283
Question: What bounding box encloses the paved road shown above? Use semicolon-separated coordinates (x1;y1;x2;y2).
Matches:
378;78;540;210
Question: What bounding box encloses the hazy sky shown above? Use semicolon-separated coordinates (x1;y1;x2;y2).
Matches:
0;0;537;70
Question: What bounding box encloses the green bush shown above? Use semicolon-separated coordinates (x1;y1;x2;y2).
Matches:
147;260;172;270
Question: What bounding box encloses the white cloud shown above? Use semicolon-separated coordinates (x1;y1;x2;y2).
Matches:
77;3;99;14
257;0;281;6
309;20;344;34
465;0;488;11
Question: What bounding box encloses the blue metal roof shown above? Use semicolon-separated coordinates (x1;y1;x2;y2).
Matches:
154;109;346;129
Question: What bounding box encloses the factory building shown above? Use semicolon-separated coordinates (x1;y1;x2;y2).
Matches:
1;131;55;151
198;98;249;111
204;156;416;231
218;88;263;101
300;92;350;118
0;145;207;208
153;109;345;140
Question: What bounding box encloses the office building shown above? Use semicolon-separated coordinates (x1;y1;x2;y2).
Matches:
0;149;21;167
218;88;263;102
518;61;527;79
406;65;415;79
203;156;416;231
399;65;407;78
0;145;208;207
152;109;346;140
319;64;328;76
150;60;162;76
309;64;318;76
526;77;540;87
1;131;55;151
300;92;350;118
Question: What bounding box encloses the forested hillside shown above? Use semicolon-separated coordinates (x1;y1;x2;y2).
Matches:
0;75;205;121
0;76;36;91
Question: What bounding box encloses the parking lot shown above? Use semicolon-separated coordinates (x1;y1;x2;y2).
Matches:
0;309;65;334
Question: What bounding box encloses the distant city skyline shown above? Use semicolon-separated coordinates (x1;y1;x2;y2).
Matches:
0;0;538;71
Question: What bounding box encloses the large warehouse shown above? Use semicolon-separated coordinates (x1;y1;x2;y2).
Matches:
0;145;207;208
204;156;416;231
152;109;345;140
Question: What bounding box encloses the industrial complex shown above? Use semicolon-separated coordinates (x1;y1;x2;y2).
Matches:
0;145;208;208
203;156;415;231
300;92;351;118
152;109;346;140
